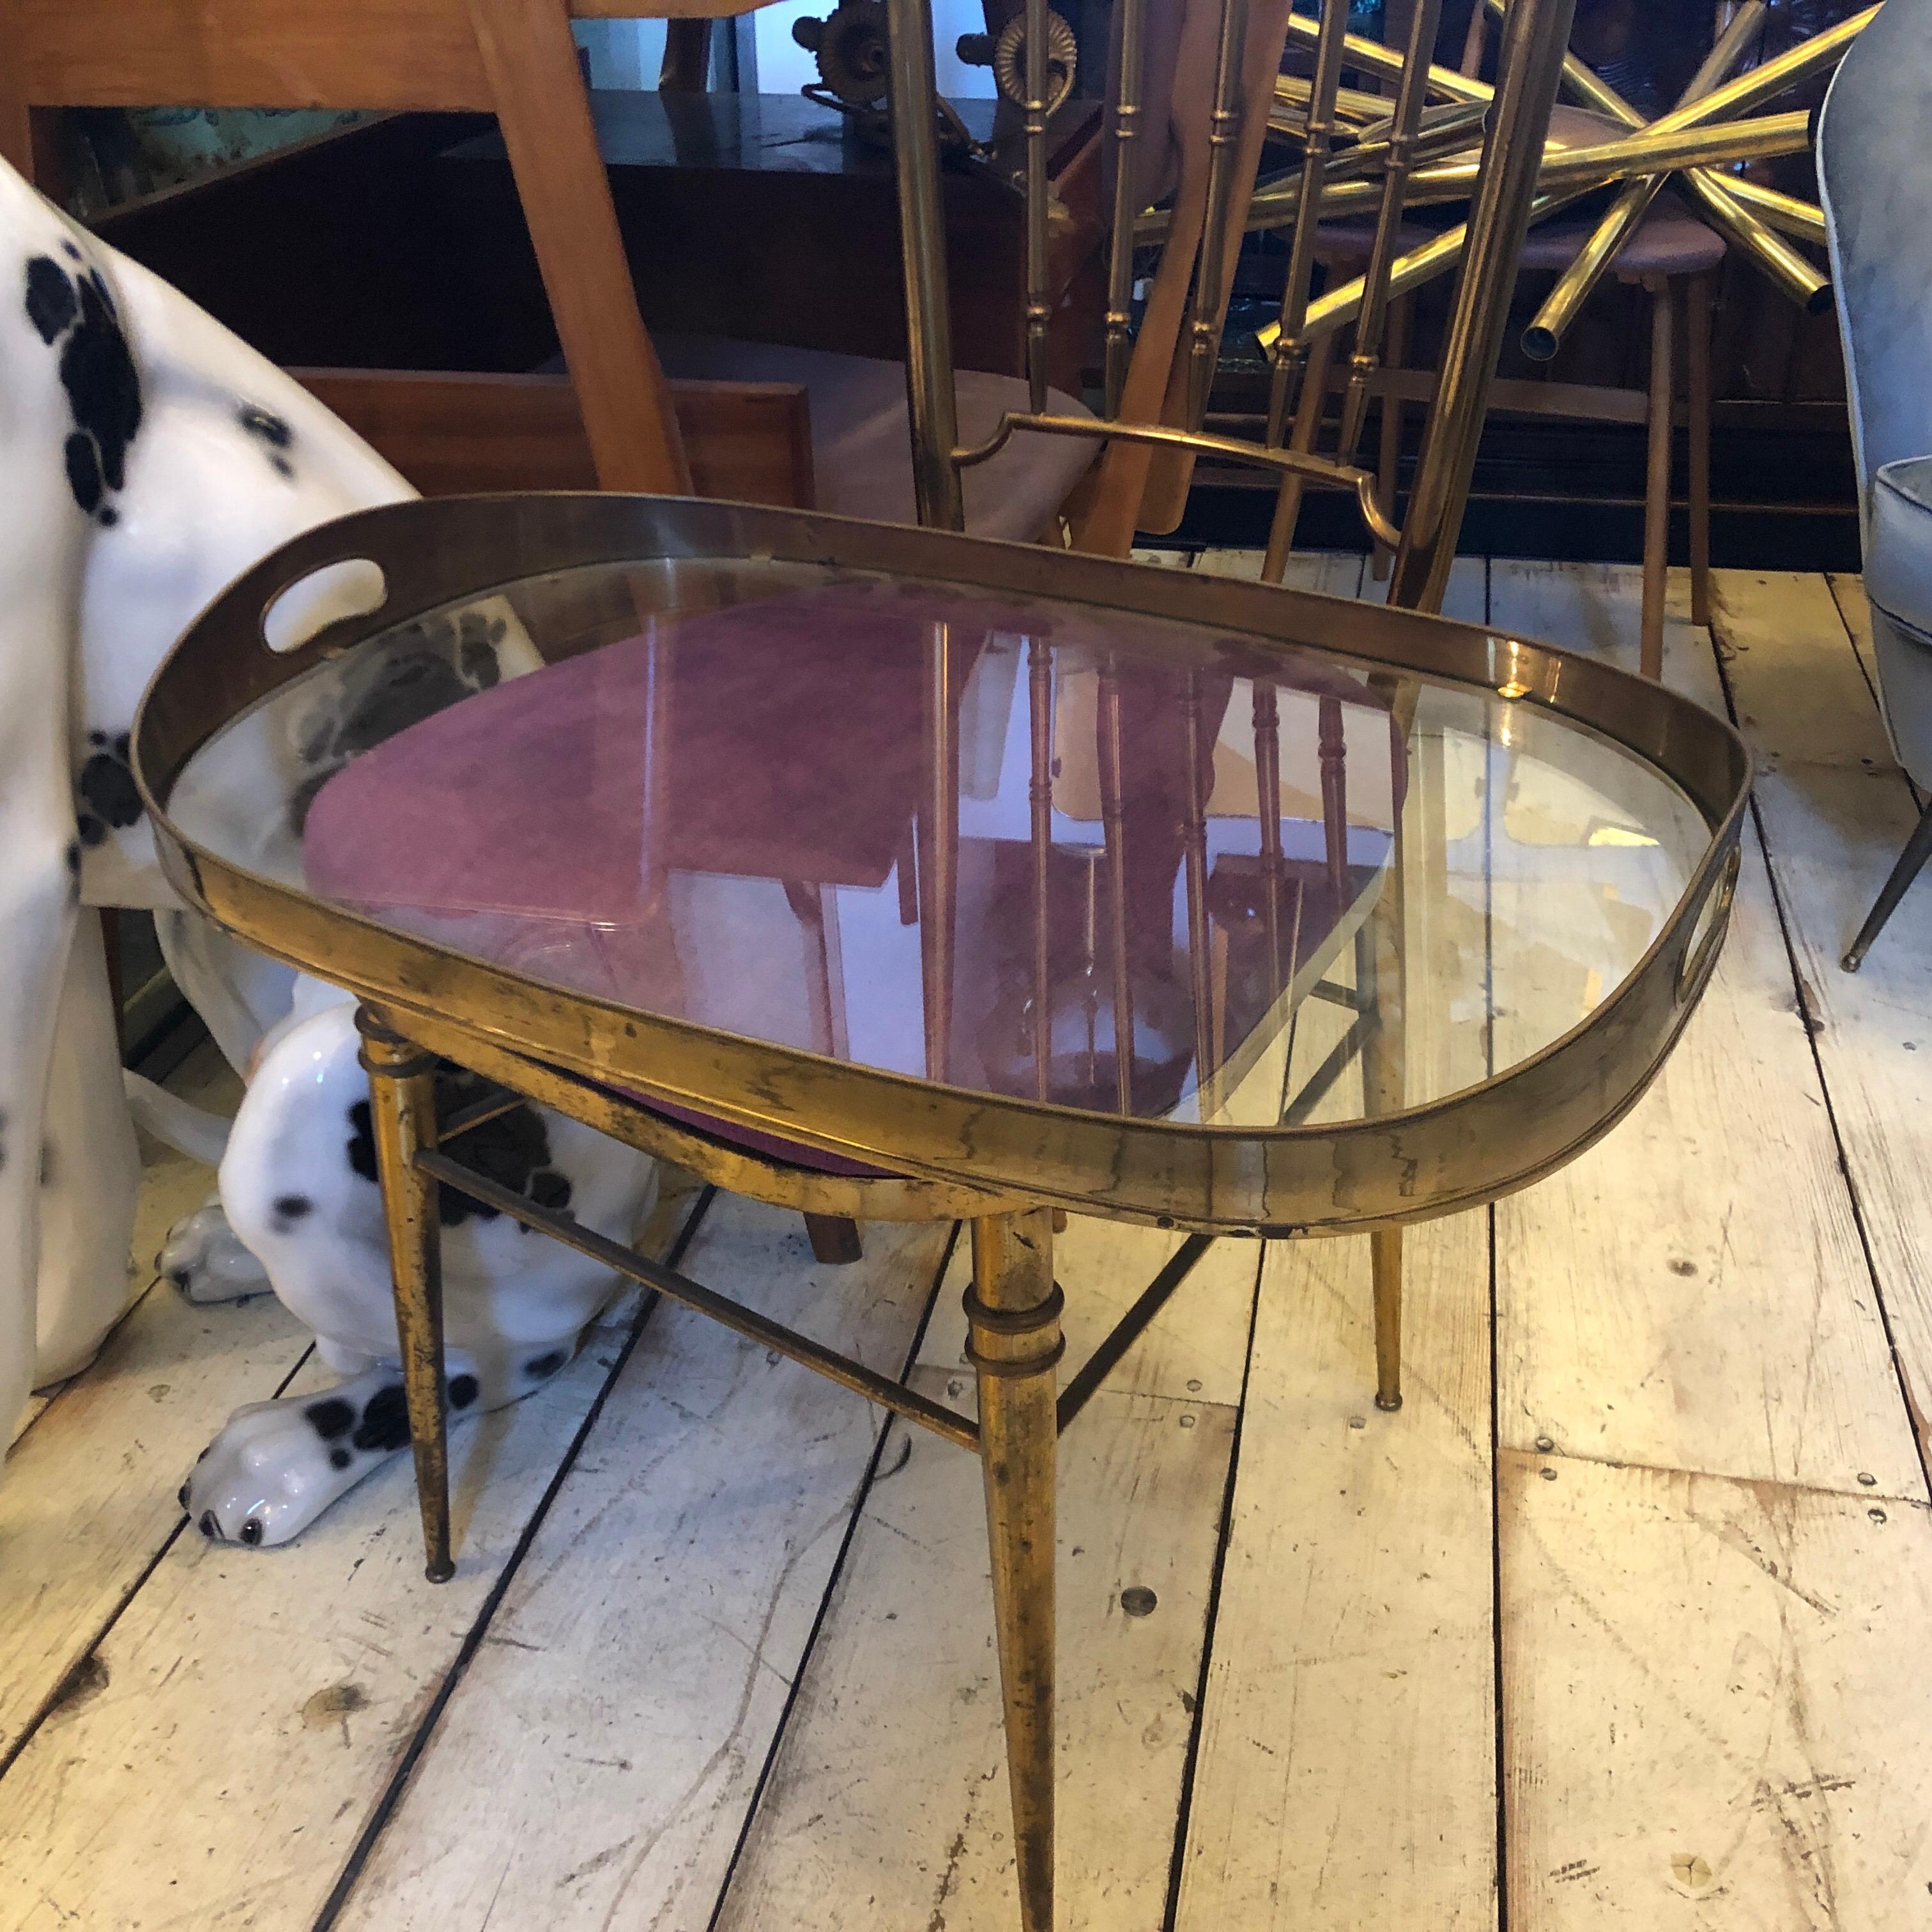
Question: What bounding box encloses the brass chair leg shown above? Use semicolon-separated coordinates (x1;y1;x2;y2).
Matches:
356;1006;454;1583
1370;1225;1403;1411
1639;274;1675;682
969;1208;1062;1932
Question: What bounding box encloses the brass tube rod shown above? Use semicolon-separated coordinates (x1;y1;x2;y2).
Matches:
1722;175;1825;245
1282;13;1491;103
1233;108;1813;240
1485;0;1863;307
1273;73;1409;124
415;1150;984;1453
1303;98;1491;184
1523;0;1766;360
1258;184;1597;353
1486;0;1872;138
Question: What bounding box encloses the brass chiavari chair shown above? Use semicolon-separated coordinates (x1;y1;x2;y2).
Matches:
867;0;1585;1466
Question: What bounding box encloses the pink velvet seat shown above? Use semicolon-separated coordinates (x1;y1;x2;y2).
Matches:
652;334;1099;540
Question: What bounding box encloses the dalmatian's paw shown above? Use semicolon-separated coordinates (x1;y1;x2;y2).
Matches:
159;1197;270;1305
182;1368;418;1548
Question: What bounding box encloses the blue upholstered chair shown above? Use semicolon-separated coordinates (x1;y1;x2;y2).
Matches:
1819;0;1932;968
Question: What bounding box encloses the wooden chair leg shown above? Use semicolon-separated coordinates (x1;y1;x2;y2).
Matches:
659;17;712;89
1687;270;1715;630
1639;276;1675;683
466;0;691;494
1372;293;1413;582
803;1213;864;1265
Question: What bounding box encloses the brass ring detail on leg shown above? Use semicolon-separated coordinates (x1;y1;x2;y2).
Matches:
356;1043;440;1080
962;1283;1066;1335
966;1333;1068;1377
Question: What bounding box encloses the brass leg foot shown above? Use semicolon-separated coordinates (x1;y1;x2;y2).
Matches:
1371;1225;1402;1412
969;1209;1062;1932
356;1007;454;1583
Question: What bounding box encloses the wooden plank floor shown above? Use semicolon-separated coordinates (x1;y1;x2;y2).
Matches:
6;557;1931;1930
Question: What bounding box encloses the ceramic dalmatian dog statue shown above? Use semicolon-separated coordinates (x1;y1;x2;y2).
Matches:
1;156;658;1545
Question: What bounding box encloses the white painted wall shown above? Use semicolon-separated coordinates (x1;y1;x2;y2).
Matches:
576;8;994;97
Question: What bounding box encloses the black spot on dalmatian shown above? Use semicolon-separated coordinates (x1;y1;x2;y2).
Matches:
24;255;75;343
237;404;293;449
65;431;103;514
273;1193;314;1229
60;240;82;263
351;1383;412;1453
346;1068;561;1230
237;403;298;482
26;256;142;526
328;1445;353;1471
76;730;142;845
305;1396;356;1441
449;1373;480;1410
523;1351;567;1381
65;840;80;901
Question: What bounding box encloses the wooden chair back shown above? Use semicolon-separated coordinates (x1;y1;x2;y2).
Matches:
0;0;788;500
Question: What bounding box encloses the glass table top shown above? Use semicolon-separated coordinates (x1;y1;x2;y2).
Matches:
167;555;1712;1134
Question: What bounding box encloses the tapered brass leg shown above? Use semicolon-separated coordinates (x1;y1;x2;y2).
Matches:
969;1208;1062;1932
1370;1225;1403;1411
356;1006;453;1583
1357;767;1407;1413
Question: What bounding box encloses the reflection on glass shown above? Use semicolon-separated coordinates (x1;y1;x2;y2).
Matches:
167;559;1708;1130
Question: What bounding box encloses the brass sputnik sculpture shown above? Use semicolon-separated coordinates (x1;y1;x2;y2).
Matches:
1225;1;1871;581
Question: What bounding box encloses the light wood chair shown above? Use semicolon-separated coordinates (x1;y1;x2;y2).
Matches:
0;0;779;500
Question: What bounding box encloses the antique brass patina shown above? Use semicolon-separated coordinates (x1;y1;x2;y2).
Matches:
136;491;1749;1932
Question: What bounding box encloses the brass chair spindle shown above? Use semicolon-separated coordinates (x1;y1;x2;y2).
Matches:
1184;0;1255;429
1332;0;1446;474
1022;0;1052;411
1102;0;1150;416
1261;0;1351;452
1098;666;1135;1115
1182;672;1218;1119
1029;640;1054;1102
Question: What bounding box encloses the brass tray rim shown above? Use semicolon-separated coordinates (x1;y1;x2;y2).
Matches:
133;493;1751;1234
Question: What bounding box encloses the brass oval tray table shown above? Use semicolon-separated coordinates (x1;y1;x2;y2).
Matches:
135;494;1749;1932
